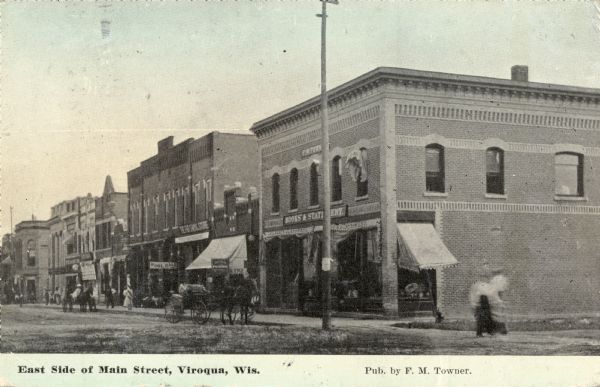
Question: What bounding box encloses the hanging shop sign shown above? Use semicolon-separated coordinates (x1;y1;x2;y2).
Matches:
80;262;96;281
283;206;347;226
211;259;229;270
149;261;177;270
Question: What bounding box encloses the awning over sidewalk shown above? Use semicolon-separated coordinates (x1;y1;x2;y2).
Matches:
397;223;458;272
175;231;209;244
186;235;247;271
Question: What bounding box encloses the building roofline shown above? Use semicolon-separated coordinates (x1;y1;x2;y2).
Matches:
250;66;600;135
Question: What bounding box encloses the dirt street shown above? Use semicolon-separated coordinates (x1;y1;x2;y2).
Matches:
2;305;599;354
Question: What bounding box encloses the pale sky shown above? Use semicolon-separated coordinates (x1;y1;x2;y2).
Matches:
2;1;600;235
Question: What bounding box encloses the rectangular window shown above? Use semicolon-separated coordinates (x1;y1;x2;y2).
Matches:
332;158;342;202
555;153;583;196
309;164;319;206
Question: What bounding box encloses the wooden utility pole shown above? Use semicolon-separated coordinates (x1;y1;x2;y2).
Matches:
317;0;337;331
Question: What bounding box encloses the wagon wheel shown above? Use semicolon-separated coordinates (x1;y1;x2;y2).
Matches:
165;303;182;324
191;301;210;325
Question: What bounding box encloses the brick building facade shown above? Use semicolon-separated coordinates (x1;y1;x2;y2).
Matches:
251;66;600;318
127;132;258;298
94;175;128;304
49;194;97;295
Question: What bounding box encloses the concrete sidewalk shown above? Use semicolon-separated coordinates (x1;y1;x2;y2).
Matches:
25;302;433;329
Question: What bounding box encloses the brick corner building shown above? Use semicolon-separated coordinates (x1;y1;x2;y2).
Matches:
251;66;600;318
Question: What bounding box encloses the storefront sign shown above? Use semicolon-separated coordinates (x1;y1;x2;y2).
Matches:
348;202;380;217
80;262;96;281
263;225;323;240
265;218;284;229
179;221;209;235
283;206;347;226
332;218;380;232
211;259;229;269
149;261;177;270
301;145;321;158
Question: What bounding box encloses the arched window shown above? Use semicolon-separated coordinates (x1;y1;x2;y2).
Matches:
486;148;504;194
310;163;319;206
271;173;280;213
555;152;583;196
332;156;342;202
289;168;298;210
356;148;368;197
425;144;445;192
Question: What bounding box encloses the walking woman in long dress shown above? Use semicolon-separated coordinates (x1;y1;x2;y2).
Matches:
123;285;134;311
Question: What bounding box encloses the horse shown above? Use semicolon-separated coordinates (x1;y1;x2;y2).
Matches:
219;277;258;325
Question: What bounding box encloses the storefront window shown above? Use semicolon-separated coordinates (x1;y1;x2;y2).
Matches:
335;229;382;312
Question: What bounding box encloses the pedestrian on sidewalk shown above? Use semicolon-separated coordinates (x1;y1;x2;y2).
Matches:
123;285;133;311
105;287;115;308
54;287;61;305
44;288;50;305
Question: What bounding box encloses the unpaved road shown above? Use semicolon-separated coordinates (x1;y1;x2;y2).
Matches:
2;305;599;354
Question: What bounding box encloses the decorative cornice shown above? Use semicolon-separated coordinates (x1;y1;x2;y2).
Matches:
251;67;600;139
396;134;600;157
262;106;380;157
395;103;600;132
398;200;600;215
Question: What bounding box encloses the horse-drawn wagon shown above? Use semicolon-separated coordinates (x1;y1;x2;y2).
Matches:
164;281;258;325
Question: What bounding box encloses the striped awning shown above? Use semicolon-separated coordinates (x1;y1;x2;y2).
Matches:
397;223;458;272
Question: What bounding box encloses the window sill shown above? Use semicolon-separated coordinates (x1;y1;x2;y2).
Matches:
331;200;344;206
485;193;507;200
554;195;588;202
270;212;280;217
287;208;298;213
423;192;448;198
355;195;369;202
307;204;320;210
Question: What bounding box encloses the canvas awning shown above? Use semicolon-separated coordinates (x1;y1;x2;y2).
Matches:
1;256;12;265
186;235;247;271
175;231;209;244
397;223;458;272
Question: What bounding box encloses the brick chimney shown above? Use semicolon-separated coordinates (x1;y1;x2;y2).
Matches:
511;65;528;82
157;136;174;153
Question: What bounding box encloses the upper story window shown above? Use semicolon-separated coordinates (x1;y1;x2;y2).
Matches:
486;148;504;194
289;168;298;210
26;240;36;266
332;156;342;202
555;152;583;197
309;163;319;206
27;240;35;266
356;148;368;197
271;173;280;213
425;144;445;193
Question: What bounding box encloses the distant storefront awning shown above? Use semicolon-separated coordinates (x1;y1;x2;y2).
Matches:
397;223;458;272
1;256;13;265
186;235;246;271
175;232;209;244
